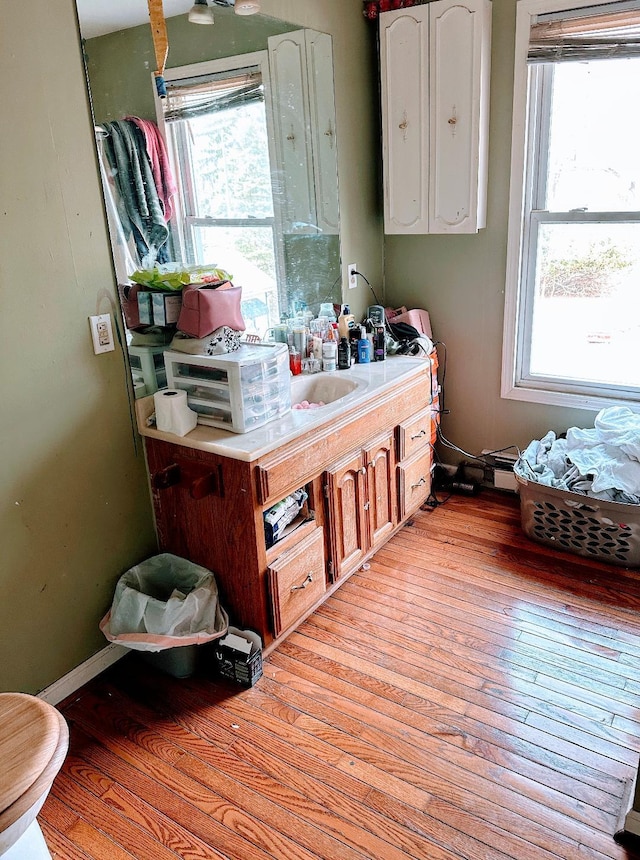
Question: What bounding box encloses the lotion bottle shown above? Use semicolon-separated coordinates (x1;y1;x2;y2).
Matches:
337;305;355;339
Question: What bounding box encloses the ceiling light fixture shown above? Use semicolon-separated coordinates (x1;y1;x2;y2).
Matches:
234;0;261;14
188;0;215;24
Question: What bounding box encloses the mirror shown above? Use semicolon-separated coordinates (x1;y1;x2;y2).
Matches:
76;1;342;397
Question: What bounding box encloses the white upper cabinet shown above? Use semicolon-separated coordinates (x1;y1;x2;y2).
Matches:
305;30;340;235
268;29;339;236
380;0;492;234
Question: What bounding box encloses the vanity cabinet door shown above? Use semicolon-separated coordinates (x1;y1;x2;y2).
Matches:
364;432;397;551
325;450;368;581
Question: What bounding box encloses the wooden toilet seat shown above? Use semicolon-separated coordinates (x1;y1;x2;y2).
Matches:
0;693;69;833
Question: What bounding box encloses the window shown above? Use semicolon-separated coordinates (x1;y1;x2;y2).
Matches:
503;0;640;409
158;53;284;337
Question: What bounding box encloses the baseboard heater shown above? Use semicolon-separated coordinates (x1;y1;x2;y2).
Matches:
482;450;519;492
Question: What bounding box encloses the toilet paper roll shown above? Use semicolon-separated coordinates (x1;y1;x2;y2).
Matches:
154;389;198;436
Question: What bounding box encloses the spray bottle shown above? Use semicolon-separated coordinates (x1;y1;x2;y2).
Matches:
357;326;371;364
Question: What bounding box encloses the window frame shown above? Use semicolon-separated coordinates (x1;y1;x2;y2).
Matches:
152;51;287;313
502;0;640;411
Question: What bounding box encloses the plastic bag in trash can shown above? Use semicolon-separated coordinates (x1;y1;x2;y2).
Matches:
99;553;228;652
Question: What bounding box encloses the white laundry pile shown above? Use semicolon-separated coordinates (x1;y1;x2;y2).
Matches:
515;407;640;505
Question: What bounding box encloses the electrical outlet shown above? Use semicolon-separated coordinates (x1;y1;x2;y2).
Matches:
348;263;358;290
89;313;115;354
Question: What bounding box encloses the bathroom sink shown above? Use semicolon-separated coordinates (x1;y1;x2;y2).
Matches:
290;374;360;409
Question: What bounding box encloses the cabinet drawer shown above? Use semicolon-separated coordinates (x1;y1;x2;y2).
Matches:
398;448;432;519
268;527;326;636
397;407;432;461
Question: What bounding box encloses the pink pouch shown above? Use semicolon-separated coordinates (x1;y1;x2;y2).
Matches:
392;308;432;338
177;281;245;338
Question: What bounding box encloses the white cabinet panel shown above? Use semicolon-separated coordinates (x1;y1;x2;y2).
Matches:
380;10;430;234
268;32;316;234
305;30;339;235
268;29;339;236
380;0;491;235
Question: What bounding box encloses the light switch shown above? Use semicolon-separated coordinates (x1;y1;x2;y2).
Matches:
89;313;115;354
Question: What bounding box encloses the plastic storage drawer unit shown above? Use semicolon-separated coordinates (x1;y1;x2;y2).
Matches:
164;342;291;433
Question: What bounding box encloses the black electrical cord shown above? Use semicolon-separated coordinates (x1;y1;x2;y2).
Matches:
432;338;521;468
432;340;447;414
422;445;452;509
350;270;383;307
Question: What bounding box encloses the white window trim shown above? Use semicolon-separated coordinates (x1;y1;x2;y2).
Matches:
502;0;640;412
151;51;287;298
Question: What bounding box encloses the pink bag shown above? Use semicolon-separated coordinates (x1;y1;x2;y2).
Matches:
177;281;245;338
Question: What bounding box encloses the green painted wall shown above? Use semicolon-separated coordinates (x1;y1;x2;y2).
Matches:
383;0;599;461
1;0;158;694
1;0;379;694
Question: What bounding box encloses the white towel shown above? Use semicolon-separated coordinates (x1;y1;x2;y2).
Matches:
594;406;640;462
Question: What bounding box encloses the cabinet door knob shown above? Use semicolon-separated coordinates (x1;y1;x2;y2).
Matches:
363;501;370;511
360;465;367;475
411;476;427;490
291;572;313;592
410;429;427;440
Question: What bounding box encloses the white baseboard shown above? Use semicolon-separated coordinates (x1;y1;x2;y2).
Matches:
37;643;128;706
626;809;640;838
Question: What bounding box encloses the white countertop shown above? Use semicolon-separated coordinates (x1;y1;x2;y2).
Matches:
136;355;432;462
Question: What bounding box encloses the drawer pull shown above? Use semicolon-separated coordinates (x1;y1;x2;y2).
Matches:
291;572;313;592
411;476;427;490
410;429;427;440
152;463;181;490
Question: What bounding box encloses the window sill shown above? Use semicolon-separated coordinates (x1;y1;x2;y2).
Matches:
501;380;640;414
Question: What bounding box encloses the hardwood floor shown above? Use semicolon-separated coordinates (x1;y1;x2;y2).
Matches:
43;490;640;860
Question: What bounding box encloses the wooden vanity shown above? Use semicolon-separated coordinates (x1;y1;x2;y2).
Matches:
138;356;438;654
